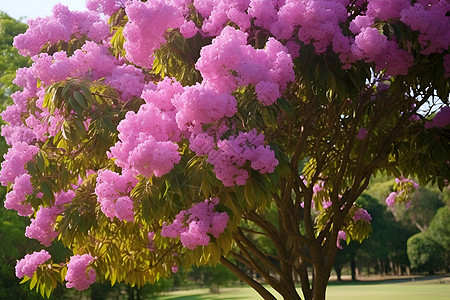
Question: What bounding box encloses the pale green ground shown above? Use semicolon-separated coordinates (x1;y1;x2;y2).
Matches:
155;277;450;300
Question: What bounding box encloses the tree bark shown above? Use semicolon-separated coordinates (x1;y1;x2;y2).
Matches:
312;266;330;300
335;265;342;281
350;254;356;281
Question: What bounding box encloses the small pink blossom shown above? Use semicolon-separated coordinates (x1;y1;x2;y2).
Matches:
337;231;347;250
15;250;51;278
65;254;96;290
353;208;372;223
385;192;397;207
356;128;368;140
171;264;178;273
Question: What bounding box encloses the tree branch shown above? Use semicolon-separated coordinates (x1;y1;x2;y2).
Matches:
220;256;277;300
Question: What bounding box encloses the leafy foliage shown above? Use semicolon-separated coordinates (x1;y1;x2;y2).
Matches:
0;12;30;107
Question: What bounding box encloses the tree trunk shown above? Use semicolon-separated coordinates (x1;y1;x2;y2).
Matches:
279;269;302;300
350;254;356;281
335;265;342;281
311;267;329;300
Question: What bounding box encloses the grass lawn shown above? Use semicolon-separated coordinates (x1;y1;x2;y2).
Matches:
155;276;450;300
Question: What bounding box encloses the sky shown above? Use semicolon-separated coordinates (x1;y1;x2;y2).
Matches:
0;0;87;21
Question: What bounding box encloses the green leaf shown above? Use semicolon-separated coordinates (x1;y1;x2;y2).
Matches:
20;276;31;285
68;96;83;116
200;177;212;198
73;91;88;109
40;181;54;202
209;242;221;265
30;274;38;290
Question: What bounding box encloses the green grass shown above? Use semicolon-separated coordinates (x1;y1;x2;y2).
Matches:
155;277;450;300
327;282;450;300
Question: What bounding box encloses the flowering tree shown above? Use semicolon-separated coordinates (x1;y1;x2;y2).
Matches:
1;0;449;299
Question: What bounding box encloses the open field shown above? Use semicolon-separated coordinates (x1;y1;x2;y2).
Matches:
155;276;450;300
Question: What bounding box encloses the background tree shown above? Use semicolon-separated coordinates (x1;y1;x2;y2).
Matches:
0;1;449;300
407;205;450;274
427;205;450;272
407;232;443;274
0;12;30;107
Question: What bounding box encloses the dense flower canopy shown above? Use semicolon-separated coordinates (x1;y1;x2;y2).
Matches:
1;0;448;298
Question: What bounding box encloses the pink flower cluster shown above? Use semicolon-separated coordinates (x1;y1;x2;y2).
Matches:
351;27;413;75
385;177;419;207
172;83;237;133
107;75;278;188
106;64;146;101
15;250;51;278
395;177;419;189
207;129;278;187
189;133;215;156
366;0;410;21
425;106;450;129
400;1;450;55
0;142;39;185
161;198;229;250
4;174;34;217
86;0;125;16
272;0;349;54
65;254;96;290
190;0;437;75
196;26;295;105
195;0;251;36
109;106;181;178
25;190;75;246
352;208;372;223
385;191;397;207
26;40;148;102
13;4;109;57
123;0;184;68
94;170;138;222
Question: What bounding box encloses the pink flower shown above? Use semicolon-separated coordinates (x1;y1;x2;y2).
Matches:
123;0;184;68
15;250;51;278
337;231;347;250
25;206;62;246
106;64;146;101
95;170;138;222
207;130;278;186
180;20;198;39
65;254;96;290
86;0;124;16
0;142;39;186
425;106;450;129
13;4;109;57
4;174;34;217
353;208;372;223
356;128;368;140
147;232;155;251
385;192;397;207
171;264;178;273
161;198;229;250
